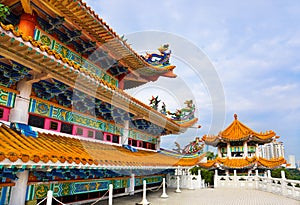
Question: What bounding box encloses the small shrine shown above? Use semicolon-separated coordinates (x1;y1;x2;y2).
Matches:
199;114;286;175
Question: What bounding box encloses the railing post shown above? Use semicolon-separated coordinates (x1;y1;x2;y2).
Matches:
108;184;113;205
255;169;259;190
280;170;287;196
136;180;150;205
214;169;218;188
267;170;272;192
233;169;237;188
175;176;181;193
161;178;168;198
46;190;53;205
188;174;194;190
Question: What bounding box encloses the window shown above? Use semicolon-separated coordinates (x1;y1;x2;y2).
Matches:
76;127;83;136
88;130;94;138
147;143;156;150
95;131;104;140
28;115;45;128
128;139;132;145
142;142;147;149
106;134;111;141
112;135;119;143
50;121;58;130
61;123;72;134
132;139;137;147
0;108;3;119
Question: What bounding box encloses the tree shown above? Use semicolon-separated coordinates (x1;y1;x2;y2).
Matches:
206;151;216;160
189;167;214;185
271;167;292;179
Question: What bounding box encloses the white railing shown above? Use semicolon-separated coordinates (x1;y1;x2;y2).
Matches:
167;169;206;189
214;170;300;201
256;177;300;200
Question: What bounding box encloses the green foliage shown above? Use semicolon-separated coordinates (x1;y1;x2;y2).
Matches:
189;166;199;175
190;167;214;185
206;151;216;160
0;4;10;22
271;167;300;180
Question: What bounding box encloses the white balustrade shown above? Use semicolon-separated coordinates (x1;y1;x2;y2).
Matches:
213;169;300;201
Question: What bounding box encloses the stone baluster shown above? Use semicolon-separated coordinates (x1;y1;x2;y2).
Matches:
267;170;272;192
280;170;287;196
255;169;259;189
214;169;218;188
233;169;238;187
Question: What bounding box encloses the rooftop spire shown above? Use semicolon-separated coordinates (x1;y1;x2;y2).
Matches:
234;114;238;120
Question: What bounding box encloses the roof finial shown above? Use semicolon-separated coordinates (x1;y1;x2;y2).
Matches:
234;114;238;120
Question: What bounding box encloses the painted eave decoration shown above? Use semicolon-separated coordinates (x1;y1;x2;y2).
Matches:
38;0;177;83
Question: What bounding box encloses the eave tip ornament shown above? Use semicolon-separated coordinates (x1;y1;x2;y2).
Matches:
142;44;175;69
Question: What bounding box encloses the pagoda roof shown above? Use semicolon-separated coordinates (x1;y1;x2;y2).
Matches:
198;156;286;170
0;23;197;135
202;114;276;146
27;0;177;87
0;124;204;169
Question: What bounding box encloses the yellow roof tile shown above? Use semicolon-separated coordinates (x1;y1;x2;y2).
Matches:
198;156;285;169
0;125;202;168
203;114;276;146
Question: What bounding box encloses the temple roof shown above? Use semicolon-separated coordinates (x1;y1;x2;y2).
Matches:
0;124;204;169
0;23;197;135
198;156;286;170
2;0;177;88
203;114;276;146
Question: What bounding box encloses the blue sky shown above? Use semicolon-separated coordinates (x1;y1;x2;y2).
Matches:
84;0;300;161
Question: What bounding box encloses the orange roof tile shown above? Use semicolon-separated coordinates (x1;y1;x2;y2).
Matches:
39;0;176;81
0;23;196;134
203;114;276;146
198;156;285;169
0;124;203;168
257;157;286;169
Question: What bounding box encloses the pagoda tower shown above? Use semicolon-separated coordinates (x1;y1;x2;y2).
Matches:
200;114;286;175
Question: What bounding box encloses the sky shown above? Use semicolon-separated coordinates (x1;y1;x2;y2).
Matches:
83;0;300;161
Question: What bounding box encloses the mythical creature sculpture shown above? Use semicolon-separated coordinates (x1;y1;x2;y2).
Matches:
182;137;204;154
142;44;171;67
167;100;195;121
173;137;204;155
160;102;167;115
173;142;182;153
149;96;161;110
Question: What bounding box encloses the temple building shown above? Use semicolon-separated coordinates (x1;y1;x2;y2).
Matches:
0;1;203;204
199;114;286;175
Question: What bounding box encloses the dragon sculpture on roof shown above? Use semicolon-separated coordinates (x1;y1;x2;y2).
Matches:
142;44;173;68
173;137;204;155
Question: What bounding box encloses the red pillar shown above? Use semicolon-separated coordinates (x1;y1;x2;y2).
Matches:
118;73;126;90
18;12;37;37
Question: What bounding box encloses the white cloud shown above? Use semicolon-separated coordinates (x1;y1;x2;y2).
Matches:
94;0;300;158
